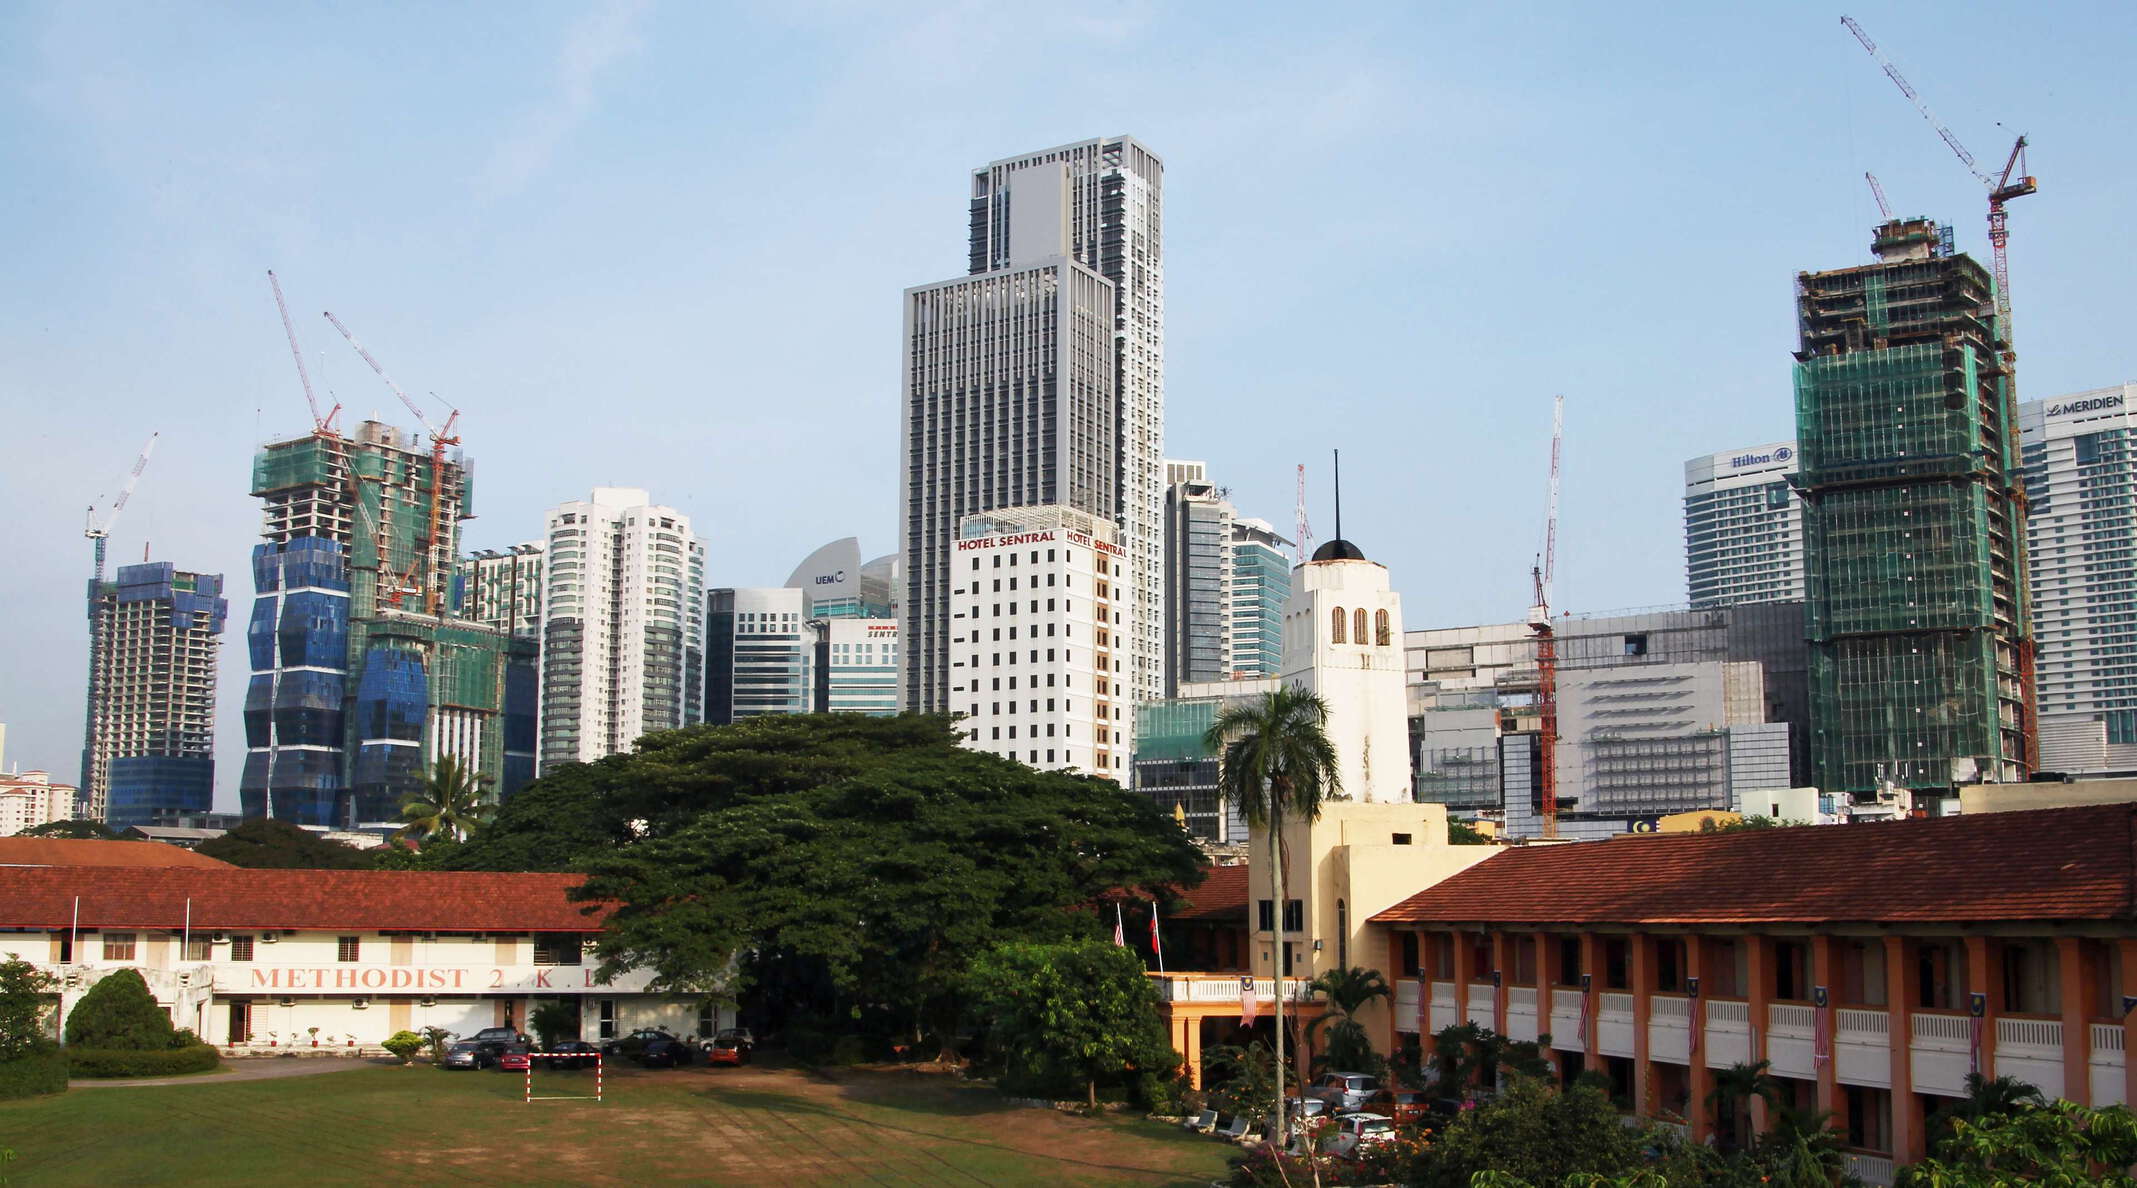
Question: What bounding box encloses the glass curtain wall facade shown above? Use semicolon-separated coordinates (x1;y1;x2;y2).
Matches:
83;562;228;825
1794;218;2034;796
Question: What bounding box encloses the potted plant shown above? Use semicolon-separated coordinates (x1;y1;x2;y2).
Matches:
308;1026;320;1049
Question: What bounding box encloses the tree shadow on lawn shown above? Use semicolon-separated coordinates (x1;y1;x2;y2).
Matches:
690;1082;1226;1182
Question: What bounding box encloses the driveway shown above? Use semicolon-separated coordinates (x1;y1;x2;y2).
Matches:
73;1055;395;1088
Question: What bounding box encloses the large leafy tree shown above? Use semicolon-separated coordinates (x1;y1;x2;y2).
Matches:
1204;685;1340;1142
1413;1076;1665;1188
0;956;56;1059
1899;1099;2137;1186
474;715;1203;1050
195;818;373;870
967;939;1177;1106
397;755;493;844
15;819;120;840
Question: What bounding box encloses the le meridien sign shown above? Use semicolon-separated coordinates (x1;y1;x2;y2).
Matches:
228;965;655;994
2048;394;2125;418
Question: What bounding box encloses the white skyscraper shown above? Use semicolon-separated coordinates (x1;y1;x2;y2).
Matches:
537;488;705;770
902;136;1164;713
1280;537;1410;804
1683;442;1805;608
2020;384;2137;770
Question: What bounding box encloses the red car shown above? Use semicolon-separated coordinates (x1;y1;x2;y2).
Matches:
495;1044;532;1073
705;1029;752;1066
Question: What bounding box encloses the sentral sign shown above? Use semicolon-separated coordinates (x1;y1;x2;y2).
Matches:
2047;394;2125;418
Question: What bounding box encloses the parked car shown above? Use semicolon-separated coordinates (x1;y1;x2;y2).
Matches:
705;1029;752;1066
635;1037;693;1068
1330;1111;1398;1147
495;1044;533;1073
469;1026;526;1047
602;1028;678;1060
440;1041;496;1070
1309;1072;1382;1111
1284;1095;1330;1122
1363;1088;1433;1126
535;1041;602;1070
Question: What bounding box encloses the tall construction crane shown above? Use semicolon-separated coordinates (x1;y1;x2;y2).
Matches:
1527;398;1563;840
82;433;158;812
268;271;340;437
1294;463;1313;565
1842;15;2038;357
1865;171;1894;221
323;311;461;615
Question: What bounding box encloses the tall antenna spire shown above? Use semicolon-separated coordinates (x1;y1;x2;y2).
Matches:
1333;448;1342;543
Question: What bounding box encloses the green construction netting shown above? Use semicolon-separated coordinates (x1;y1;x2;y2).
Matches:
1134;698;1219;762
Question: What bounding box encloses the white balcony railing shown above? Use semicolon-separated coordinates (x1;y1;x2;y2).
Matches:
1598;992;1634;1019
2092;1023;2128;1107
2092;1023;2127;1056
1997;1016;2062;1052
1844;1151;1895;1187
1649;995;1690;1023
1706;999;1750;1028
1466;985;1495;1025
1912;1012;1971;1048
1769;1003;1813;1035
1151;974;1315;1004
1507;986;1538;1013
1837;1008;1889;1041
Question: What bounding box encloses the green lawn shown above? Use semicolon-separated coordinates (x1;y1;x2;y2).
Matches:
0;1061;1236;1186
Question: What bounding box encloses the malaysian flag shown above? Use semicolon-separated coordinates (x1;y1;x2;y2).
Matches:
1576;994;1591;1047
1241;976;1259;1026
1416;975;1429;1038
1969;1015;1984;1074
1812;1007;1832;1068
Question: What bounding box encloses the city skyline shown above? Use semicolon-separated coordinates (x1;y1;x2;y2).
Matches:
4;3;2135;808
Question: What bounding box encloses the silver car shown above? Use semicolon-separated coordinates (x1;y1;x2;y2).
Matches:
1310;1071;1382;1111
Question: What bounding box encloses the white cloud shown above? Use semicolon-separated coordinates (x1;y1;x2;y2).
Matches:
482;0;651;195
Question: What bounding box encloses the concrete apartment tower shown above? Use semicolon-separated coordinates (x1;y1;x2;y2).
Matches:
1279;536;1411;804
1794;217;2034;797
1683;442;1805;608
80;562;227;825
2018;384;2137;770
901;136;1163;713
538;489;705;770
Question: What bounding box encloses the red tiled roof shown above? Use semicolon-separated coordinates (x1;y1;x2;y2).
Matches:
0;838;232;869
1371;804;2137;927
0;867;612;933
1172;863;1249;922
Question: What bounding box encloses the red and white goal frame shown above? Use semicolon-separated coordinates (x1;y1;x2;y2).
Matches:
522;1053;604;1104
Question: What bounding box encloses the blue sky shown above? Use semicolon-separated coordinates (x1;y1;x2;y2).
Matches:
2;1;2130;807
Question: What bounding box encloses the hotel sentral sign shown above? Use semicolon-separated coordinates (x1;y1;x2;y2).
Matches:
223;964;656;995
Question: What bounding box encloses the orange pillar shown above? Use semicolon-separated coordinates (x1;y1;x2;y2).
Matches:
2059;937;2089;1106
2121;940;2137;1109
1452;928;1476;1033
1964;935;1998;1080
1387;927;1409;1059
1810;934;1840;1119
1537;931;1562;1080
1886;935;1921;1166
1579;933;1603;1071
1494;932;1519;1037
1744;934;1773;1135
1631;932;1656;1118
1687;935;1713;1144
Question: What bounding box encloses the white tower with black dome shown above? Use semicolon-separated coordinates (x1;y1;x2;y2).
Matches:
1279;536;1411;804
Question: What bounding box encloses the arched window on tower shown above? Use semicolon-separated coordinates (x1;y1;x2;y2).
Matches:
1375;609;1391;647
1330;607;1346;644
1355;608;1369;644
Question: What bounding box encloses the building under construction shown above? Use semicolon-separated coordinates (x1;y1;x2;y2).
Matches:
81;562;228;826
242;421;535;827
1793;217;2034;797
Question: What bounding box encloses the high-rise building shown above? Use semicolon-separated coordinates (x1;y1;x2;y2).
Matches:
1794;217;2034;796
1162;462;1231;694
817;618;900;716
81;562;227;826
457;544;544;637
902;136;1164;714
1;737;80;835
244;422;535;826
538;489;706;769
948;505;1129;778
705;587;814;724
1228;519;1292;681
1684;442;1805;608
2018;384;2137;769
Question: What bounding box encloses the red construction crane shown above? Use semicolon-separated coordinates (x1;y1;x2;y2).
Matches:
322;311;461;615
1842;16;2037;357
268;271;339;437
1528;397;1563;839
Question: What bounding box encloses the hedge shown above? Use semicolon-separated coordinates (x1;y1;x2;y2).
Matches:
0;1048;68;1099
66;1044;220;1078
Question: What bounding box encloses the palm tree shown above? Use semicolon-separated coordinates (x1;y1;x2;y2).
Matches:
1306;966;1392;1075
397;755;493;843
1927;1071;2045;1147
1204;686;1341;1145
1757;1103;1848;1188
1705;1058;1781;1153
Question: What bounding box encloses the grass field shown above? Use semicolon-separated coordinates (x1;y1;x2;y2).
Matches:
0;1059;1236;1186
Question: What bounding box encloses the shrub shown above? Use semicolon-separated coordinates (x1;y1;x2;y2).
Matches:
0;956;57;1060
382;1030;425;1065
63;970;175;1051
829;1034;871;1066
421;1026;454;1064
529;1001;577;1051
66;1044;220;1078
0;1046;67;1100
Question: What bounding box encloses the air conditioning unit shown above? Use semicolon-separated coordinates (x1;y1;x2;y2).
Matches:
351;998;369;1010
278;997;296;1008
259;933;280;944
210;933;227;944
419;997;437;1008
